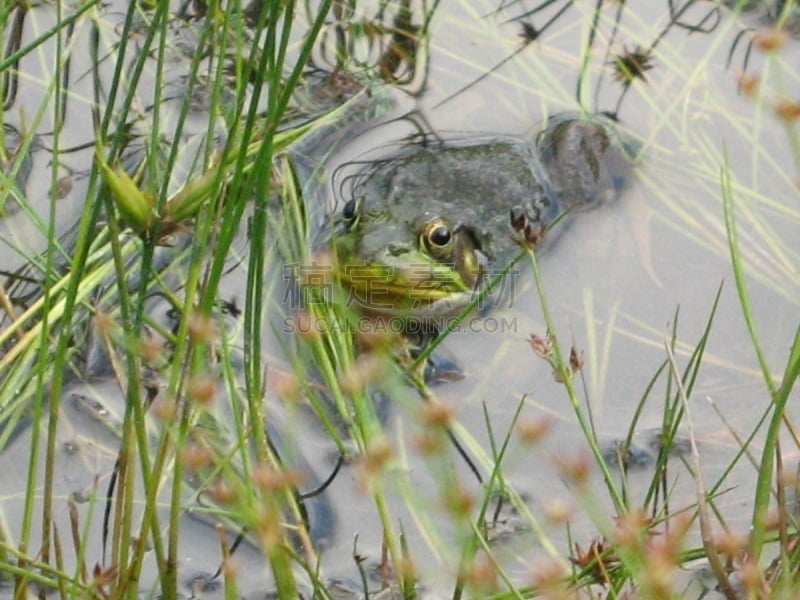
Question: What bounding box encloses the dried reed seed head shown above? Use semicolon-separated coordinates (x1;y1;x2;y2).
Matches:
528;333;553;358
523;222;546;247
669;512;691;540
354;317;401;351
362;436;394;473
464;556;499;591
254;504;283;550
509;208;527;231
92;309;116;338
294;308;321;342
445;483;475;517
419;398;455;428
569;346;585;372
509;208;547;247
355;437;394;492
529;558;570;595
90;564;119;588
363;351;390;383
139;334;164;365
338;362;365;396
736;72;760;96
714;530;749;560
270;369;302;403
206;477;237;505
774;98;800;121
412;431;447;454
640;550;677;598
339;353;388;395
644;525;686;580
554;450;591;485
187;374;218;406
151;396;177;421
251;463;304;491
187;312;218;344
92;309;115;334
737;559;765;596
517;415;553;444
753;27;789;52
611;509;654;548
542;497;574;524
179;443;214;470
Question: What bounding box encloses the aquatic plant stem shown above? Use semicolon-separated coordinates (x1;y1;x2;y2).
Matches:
13;58;81;593
576;0;603;110
146;4;223;594
452;399;530;600
722;155;800;559
525;245;625;513
239;1;334;594
92;1;173;591
39;0;69;576
244;4;324;593
663;337;738;599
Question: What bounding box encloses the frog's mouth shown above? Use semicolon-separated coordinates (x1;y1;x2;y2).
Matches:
331;217;489;319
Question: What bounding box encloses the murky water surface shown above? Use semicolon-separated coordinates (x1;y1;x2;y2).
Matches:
1;0;799;597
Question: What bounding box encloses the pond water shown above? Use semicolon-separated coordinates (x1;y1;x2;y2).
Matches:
1;0;799;597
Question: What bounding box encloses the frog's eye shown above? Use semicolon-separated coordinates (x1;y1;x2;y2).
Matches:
422;219;453;258
342;197;360;228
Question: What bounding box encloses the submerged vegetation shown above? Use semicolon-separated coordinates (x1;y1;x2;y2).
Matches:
0;0;798;598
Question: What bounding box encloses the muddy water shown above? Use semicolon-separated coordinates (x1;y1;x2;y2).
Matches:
1;0;799;597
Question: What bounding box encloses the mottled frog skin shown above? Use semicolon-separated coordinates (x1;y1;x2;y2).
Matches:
329;113;632;318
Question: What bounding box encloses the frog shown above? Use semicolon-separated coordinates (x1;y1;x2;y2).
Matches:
326;113;634;323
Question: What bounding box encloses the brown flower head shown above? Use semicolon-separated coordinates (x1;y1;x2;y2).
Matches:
611;46;654;88
570;539;618;586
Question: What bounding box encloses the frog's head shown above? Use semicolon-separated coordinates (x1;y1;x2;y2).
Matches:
328;195;491;319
